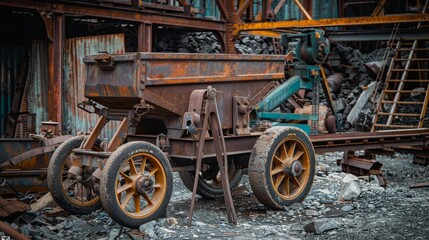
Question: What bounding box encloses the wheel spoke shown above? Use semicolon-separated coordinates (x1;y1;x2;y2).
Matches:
63;179;77;189
153;184;162;189
120;191;134;208
129;158;138;176
288;142;296;159
293;150;304;161
285;176;290;194
142;193;154;206
282;143;288;158
271;165;284;176
293;176;301;187
133;194;141;213
117;182;132;195
79;184;84;201
139;157;147;174
273;155;283;164
149;167;159;177
119;171;133;183
274;174;285;190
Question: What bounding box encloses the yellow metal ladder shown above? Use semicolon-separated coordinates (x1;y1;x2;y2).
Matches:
372;1;429;131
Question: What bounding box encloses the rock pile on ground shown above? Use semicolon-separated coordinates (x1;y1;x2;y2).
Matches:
2;152;429;239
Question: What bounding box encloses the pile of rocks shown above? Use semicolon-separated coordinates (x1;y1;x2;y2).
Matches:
234;35;277;54
154;31;277;55
154;32;222;53
2;152;429;239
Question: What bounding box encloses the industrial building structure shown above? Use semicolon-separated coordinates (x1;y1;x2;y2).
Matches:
0;0;428;238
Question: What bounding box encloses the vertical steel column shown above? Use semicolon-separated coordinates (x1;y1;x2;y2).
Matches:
53;14;64;128
138;22;153;52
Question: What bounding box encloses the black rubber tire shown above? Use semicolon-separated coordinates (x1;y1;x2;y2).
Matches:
47;136;102;215
100;141;173;228
248;127;315;209
179;165;243;199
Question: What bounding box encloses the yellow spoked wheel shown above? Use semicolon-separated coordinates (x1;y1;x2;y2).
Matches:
100;141;172;228
47;136;102;214
249;127;315;209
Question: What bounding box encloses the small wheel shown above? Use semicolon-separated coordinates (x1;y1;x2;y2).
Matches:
179;162;243;199
249;127;315;209
47;136;102;214
100;141;173;228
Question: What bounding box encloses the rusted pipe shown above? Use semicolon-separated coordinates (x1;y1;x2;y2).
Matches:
327;73;343;93
0;221;30;240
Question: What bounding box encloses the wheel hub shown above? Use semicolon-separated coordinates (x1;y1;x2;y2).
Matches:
136;176;154;195
284;160;303;177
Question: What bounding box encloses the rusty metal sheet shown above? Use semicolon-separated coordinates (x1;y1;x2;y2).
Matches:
83;52;285;131
0;45;27;137
63;34;125;139
27;40;50;132
0;139;51;192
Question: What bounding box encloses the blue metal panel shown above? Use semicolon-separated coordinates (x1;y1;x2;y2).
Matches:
63;34;125;139
0;45;27;137
313;0;338;20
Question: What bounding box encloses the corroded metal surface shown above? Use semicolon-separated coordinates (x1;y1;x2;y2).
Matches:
84;53;285;133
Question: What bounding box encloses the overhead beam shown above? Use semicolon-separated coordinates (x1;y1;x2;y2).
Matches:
371;0;387;17
293;0;312;20
0;0;225;32
233;14;429;35
237;0;252;17
215;0;228;20
273;0;287;15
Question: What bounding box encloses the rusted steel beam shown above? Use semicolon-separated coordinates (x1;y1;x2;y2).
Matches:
0;221;30;240
237;0;252;17
311;129;429;154
215;0;228;20
53;13;63;126
137;22;152;52
371;0;387;17
233;14;429;35
0;0;225;32
293;0;312;20
175;0;191;15
273;0;287;15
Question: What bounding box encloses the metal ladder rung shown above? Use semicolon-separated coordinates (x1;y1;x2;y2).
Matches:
397;48;429;51
388;79;429;82
373;124;418;128
384;90;427;93
391;69;429;72
394;58;429;61
380;100;424;104
377;112;421;117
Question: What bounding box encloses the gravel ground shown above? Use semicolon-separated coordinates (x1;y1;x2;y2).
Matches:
3;152;429;240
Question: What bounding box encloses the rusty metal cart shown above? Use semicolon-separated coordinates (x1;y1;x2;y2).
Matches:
47;30;330;228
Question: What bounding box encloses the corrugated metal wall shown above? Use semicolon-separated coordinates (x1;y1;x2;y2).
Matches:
313;0;338;19
27;40;49;131
0;45;27;137
63;34;125;139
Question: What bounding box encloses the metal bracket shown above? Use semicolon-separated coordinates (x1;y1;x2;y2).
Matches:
233;96;251;135
187;86;238;226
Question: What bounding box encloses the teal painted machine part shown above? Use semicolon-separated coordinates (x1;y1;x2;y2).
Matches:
255;75;313;113
257;112;317;121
